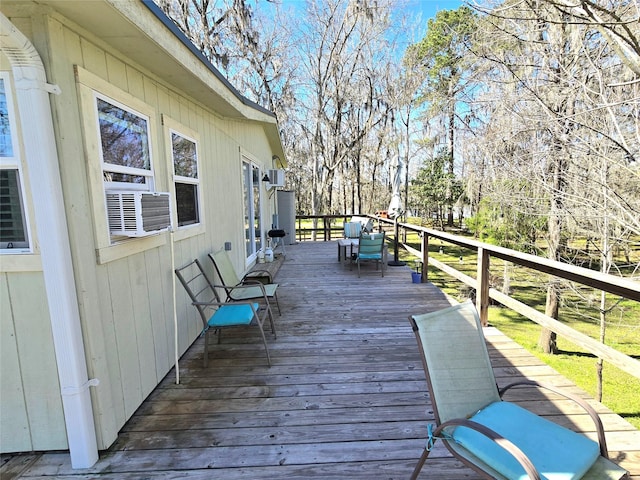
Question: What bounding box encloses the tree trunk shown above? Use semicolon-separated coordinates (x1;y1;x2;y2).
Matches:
538;152;567;354
596;162;611;402
447;83;455;227
540;281;559;353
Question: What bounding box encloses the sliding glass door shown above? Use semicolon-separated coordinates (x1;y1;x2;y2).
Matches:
242;158;262;260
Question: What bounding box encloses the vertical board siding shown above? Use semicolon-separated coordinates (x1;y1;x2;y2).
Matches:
9;273;66;450
0;272;66;450
126;254;158;397
1;7;278;454
94;268;125;448
106;259;143;419
144;247;172;377
0;273;32;452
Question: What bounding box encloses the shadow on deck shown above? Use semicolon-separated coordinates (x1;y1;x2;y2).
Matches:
7;241;639;479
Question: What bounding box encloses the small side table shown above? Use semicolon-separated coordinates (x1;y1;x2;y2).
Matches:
337;238;359;264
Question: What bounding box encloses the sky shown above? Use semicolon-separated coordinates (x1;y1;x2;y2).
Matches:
272;0;467;23
405;0;467;20
265;0;469;54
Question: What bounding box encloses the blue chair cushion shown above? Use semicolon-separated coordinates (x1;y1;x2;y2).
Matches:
452;401;600;480
208;303;259;327
358;253;381;260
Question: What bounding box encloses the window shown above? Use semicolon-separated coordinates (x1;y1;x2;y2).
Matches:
0;74;30;252
76;66;165;263
171;131;200;227
162;115;203;239
97;95;154;191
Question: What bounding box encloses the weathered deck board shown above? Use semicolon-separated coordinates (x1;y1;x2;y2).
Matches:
7;241;639;479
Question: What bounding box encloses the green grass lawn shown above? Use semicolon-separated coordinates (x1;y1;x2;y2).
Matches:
488;308;640;430
398;231;640;430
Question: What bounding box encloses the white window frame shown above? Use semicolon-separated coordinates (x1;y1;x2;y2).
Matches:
95;93;155;192
162;114;204;241
76;66;165;264
0;71;32;255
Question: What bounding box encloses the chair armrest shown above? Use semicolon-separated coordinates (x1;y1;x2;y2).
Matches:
212;282;270;299
499;380;608;457
436;418;542;480
242;278;270;287
192;299;257;308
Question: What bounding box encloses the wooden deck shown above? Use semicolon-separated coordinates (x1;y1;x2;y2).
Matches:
4;241;639;479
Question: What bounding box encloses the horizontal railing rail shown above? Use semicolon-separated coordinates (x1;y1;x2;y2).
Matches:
295;215;352;242
295;214;640;380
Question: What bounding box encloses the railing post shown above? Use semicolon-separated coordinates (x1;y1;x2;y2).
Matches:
421;233;429;282
476;247;490;326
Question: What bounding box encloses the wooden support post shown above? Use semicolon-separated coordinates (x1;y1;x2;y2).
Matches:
421;233;429;282
476;247;490;326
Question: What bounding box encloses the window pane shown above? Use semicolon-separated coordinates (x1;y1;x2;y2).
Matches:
175;182;198;226
171;132;199;227
97;98;150;173
252;165;261;255
0;169;28;248
0;79;13;157
243;162;251;256
172;133;197;178
103;171;147;184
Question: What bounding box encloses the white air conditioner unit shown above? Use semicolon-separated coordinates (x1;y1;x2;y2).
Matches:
267;169;285;188
106;191;171;237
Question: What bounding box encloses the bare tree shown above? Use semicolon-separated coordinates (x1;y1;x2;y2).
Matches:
467;0;639;353
289;0;409;218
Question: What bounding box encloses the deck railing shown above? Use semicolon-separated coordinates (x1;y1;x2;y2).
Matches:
295;215;354;241
294;214;640;380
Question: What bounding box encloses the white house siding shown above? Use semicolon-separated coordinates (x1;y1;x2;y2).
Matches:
0;271;68;452
1;2;281;454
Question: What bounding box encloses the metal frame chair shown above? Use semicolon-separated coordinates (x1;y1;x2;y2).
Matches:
409;300;628;480
175;259;276;367
208;249;281;315
352;231;385;277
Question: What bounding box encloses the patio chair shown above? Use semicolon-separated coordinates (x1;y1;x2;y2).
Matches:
350;215;373;233
408;300;628;480
175;259;276;367
343;221;362;239
352;231;385;277
208;249;281;315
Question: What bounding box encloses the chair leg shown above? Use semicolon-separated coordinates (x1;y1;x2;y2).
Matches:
273;292;281;315
255;321;272;367
409;448;432;480
266;303;277;338
203;330;210;368
269;314;277;339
